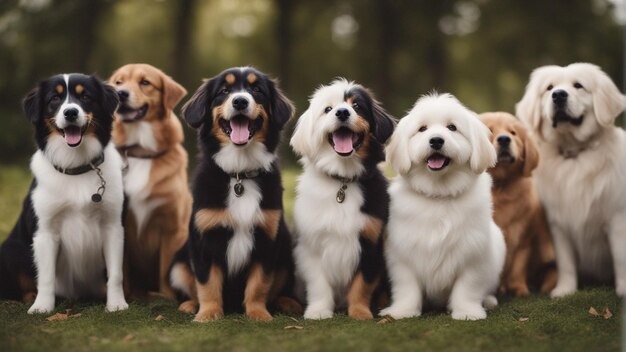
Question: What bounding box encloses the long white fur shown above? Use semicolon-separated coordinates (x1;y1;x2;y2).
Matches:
516;63;626;297
28;74;127;314
381;93;505;320
290;79;371;320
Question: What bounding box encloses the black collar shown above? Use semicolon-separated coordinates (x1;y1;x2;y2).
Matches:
52;153;105;175
329;174;358;184
117;144;168;159
228;169;263;180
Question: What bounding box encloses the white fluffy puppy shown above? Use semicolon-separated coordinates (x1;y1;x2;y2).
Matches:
381;93;505;321
516;63;626;297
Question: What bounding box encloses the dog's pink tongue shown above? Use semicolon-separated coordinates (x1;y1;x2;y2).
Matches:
63;126;82;146
332;132;354;154
427;155;446;169
230;119;250;145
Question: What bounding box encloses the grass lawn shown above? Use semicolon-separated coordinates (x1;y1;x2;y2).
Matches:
0;163;623;352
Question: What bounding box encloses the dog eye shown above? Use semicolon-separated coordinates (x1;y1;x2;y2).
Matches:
510;130;516;136
50;95;61;103
220;88;230;95
324;106;332;114
80;95;91;102
140;79;150;86
546;84;553;91
251;86;260;93
574;82;584;89
418;126;427;132
447;124;457;132
352;102;359;111
115;80;123;85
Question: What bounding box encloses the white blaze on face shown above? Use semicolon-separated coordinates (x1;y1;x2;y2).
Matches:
54;74;88;147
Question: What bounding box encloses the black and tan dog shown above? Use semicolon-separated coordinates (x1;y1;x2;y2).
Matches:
169;67;300;322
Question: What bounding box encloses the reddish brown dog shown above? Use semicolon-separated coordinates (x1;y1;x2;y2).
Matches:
109;64;191;298
480;112;557;296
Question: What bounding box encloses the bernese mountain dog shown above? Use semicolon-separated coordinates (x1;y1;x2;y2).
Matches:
169;67;300;322
290;79;396;320
0;74;128;313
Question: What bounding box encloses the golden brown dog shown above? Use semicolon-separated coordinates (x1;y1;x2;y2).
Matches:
480;112;557;297
109;63;191;298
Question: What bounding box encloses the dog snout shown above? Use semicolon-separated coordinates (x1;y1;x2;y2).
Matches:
497;135;511;147
335;108;350;122
117;89;130;102
63;107;79;122
552;89;568;107
429;137;444;150
232;96;249;111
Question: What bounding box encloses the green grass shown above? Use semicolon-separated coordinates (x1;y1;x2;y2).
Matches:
0;164;623;352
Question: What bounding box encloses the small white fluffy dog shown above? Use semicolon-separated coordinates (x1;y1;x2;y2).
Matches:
381;93;505;320
516;63;626;297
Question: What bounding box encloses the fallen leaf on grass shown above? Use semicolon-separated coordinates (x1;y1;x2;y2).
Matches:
122;334;135;342
284;325;304;330
69;313;81;318
46;312;68;321
377;316;395;325
588;307;599;317
518;317;529;322
288;317;299;322
602;308;613;320
154;315;165;321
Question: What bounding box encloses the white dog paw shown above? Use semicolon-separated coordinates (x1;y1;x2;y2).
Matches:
28;298;55;314
550;285;576;298
304;306;333;320
379;306;421;320
106;298;129;312
451;307;487;321
483;295;498;310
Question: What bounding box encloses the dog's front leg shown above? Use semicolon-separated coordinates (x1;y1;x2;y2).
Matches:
28;232;59;314
300;251;334;320
549;226;578;298
608;214;626;296
104;223;129;312
449;266;490;321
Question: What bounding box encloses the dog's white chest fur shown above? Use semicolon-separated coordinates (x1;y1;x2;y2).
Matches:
226;178;263;276
294;169;366;296
30;143;124;298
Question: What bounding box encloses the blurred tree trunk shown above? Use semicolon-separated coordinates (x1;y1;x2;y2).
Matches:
172;0;196;83
72;0;105;72
275;0;293;90
423;1;449;89
374;0;395;103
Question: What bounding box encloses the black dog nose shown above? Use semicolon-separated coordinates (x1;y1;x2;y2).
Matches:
117;90;129;101
64;108;79;122
335;108;350;122
232;96;249;111
497;135;511;146
552;89;568;106
429;137;444;150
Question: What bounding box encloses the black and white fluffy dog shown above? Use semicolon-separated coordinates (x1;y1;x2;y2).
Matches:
0;74;127;313
168;67;300;322
290;79;396;320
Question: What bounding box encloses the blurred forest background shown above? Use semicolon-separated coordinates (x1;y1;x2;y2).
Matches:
0;0;624;167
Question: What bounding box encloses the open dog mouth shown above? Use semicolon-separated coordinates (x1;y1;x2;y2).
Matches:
426;153;451;171
552;110;583;128
58;125;87;148
219;115;263;146
117;103;148;122
328;127;365;156
497;150;515;163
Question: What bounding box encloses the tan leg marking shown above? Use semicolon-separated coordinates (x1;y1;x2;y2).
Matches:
347;272;377;320
244;264;273;321
194;266;224;322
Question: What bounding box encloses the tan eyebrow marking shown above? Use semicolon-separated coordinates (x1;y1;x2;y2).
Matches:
56;84;64;94
246;73;257;84
75;84;84;95
225;73;236;85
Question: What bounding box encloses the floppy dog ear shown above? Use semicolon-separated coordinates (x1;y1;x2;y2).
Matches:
22;85;41;123
468;115;497;174
290;109;315;157
521;129;539;177
516;67;547;134
385;129;411;174
371;100;397;144
91;75;119;119
592;68;625;127
162;74;187;112
182;80;212;129
269;79;295;130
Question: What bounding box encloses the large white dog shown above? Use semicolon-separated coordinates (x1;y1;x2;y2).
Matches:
516;63;626;297
381;93;505;320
